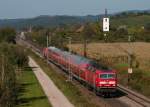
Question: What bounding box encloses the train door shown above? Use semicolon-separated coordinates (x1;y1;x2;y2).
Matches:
87;66;96;87
88;71;95;86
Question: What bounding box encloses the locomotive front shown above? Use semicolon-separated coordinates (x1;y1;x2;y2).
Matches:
88;61;117;93
96;70;117;93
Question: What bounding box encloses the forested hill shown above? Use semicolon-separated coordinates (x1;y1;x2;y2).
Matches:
0;9;150;30
0;15;101;29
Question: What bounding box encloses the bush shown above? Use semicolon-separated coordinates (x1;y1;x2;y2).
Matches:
0;43;28;66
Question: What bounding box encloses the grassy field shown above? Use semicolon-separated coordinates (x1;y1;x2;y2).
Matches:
69;42;150;70
28;50;109;107
16;69;51;107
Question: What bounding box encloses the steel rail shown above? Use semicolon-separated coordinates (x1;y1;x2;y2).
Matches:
118;85;150;107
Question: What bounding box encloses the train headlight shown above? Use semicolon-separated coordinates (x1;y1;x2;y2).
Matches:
112;84;116;86
99;81;106;84
109;81;116;84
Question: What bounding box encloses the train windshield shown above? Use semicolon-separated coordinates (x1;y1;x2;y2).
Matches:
100;74;115;79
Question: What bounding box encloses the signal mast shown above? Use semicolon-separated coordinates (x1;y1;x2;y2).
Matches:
103;9;110;42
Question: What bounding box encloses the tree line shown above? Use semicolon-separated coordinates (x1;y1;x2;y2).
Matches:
0;27;28;107
24;17;150;50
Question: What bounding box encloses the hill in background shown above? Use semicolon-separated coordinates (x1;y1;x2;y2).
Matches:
0;9;150;30
0;15;102;30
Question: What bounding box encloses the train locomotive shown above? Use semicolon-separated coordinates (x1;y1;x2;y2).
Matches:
43;46;117;94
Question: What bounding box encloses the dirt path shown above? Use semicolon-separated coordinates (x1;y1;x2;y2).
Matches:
28;56;74;107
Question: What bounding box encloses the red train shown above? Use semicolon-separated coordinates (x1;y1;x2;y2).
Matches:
43;46;117;94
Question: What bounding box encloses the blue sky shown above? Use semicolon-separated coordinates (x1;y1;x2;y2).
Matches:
0;0;149;19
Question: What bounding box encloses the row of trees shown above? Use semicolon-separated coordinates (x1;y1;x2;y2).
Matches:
0;28;28;107
25;19;150;50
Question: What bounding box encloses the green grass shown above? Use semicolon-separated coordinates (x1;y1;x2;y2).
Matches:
28;50;102;107
114;63;128;68
16;69;51;107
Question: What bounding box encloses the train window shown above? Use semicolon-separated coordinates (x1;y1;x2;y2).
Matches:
108;74;115;79
100;74;107;78
88;66;92;71
87;66;96;72
91;67;96;72
79;70;84;73
100;74;115;79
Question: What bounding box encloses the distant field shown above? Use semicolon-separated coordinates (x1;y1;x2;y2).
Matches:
16;69;51;107
69;42;150;70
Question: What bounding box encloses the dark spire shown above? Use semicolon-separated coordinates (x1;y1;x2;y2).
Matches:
105;8;108;17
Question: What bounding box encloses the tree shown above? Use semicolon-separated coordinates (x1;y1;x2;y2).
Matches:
82;23;95;57
0;27;16;43
144;23;150;31
113;27;128;41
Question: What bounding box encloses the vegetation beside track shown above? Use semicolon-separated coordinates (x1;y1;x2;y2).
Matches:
115;64;150;98
0;27;50;107
16;68;51;107
0;27;29;107
28;49;104;107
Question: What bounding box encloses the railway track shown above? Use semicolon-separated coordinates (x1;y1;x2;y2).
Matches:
118;85;150;107
17;38;150;107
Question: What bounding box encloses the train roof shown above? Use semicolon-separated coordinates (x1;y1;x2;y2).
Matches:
48;46;111;70
48;46;91;64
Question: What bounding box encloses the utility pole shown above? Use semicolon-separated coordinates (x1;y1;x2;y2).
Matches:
47;33;49;65
104;33;107;42
49;32;52;46
105;8;107;17
127;35;133;87
83;39;87;57
1;54;5;87
67;37;72;81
